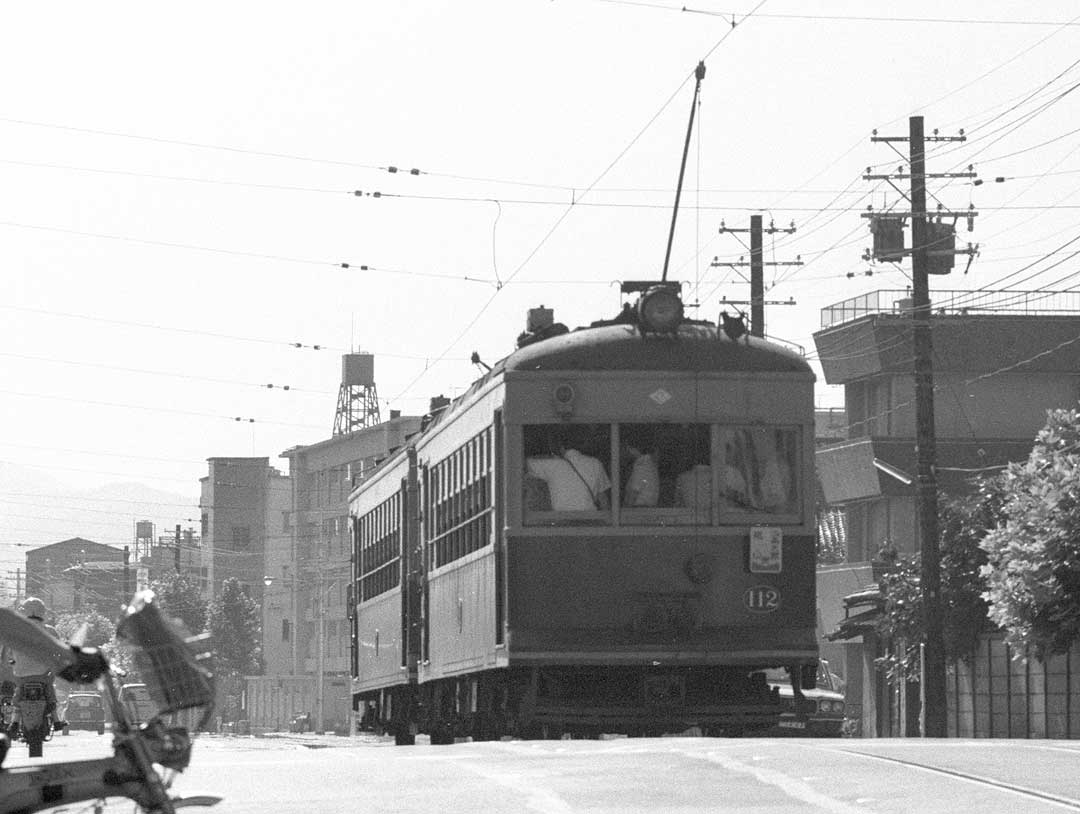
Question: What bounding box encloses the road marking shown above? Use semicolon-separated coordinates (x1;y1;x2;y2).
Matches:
685;750;872;814
453;758;575;814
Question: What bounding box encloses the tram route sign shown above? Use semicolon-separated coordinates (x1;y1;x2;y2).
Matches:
749;526;782;573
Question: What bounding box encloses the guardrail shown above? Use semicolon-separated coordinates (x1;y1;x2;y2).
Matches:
820;289;1080;329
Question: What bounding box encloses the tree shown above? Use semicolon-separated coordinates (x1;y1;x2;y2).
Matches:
876;484;1001;679
981;407;1080;658
208;578;261;676
55;609;116;648
207;578;262;723
150;571;208;635
53;607;140;684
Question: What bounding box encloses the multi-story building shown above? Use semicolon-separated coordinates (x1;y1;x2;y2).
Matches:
261;414;422;730
812;289;1080;736
199;458;291;602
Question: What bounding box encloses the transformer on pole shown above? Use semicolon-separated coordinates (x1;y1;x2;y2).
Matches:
333;353;381;436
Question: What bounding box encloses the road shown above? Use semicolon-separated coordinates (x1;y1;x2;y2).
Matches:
9;730;1080;813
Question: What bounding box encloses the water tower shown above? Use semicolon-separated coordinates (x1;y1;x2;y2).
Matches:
333;352;381;435
134;520;155;561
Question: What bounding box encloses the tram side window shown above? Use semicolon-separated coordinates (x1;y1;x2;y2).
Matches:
719;427;799;515
523;423;612;525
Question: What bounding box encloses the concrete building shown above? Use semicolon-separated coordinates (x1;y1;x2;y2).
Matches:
812;288;1080;736
24;538;125;614
140;529;205;594
244;413;422;733
63;560;150;615
199;458;291;601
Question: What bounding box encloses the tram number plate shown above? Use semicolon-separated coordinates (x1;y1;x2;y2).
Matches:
743;585;781;613
778;720;806;729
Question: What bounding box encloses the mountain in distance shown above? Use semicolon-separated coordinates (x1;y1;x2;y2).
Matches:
0;464;198;561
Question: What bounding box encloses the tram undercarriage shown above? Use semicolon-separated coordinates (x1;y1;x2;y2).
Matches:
358;664;794;744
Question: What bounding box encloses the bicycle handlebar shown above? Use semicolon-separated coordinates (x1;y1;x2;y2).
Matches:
0;609;77;674
0;590;218;814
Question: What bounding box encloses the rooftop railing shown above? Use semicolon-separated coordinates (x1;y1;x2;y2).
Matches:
820;289;1080;329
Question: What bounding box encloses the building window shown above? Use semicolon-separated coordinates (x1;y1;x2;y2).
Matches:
282;618;291;642
232;526;251;551
201;513;209;538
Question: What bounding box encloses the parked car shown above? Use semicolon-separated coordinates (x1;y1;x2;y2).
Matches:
289;711;311;733
764;660;846;737
118;683;156;725
60;691;106;735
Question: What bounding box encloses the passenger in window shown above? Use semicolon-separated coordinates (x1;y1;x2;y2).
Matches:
526;428;611;511
523;473;552;511
622;442;659;507
754;429;792;510
675;463;711;518
720;438;751;509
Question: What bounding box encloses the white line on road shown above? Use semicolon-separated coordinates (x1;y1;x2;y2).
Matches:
451;757;576;814
685;749;873;814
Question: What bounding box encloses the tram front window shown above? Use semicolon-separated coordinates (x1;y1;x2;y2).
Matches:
523;423;612;525
521;422;799;526
620;423;710;525
616;423;799;525
720;427;799;515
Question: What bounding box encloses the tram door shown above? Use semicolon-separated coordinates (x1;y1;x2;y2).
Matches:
493;409;505;646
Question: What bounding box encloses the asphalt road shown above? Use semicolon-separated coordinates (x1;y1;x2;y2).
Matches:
9;730;1080;813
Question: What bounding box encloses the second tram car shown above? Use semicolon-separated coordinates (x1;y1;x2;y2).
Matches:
348;283;818;743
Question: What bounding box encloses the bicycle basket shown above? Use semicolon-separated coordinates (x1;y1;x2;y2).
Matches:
117;591;214;717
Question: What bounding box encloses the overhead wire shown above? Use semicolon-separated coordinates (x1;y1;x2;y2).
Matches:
0;220;498;286
0;303;471;367
391;1;770;404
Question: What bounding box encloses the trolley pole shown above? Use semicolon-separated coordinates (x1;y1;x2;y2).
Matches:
909;115;947;737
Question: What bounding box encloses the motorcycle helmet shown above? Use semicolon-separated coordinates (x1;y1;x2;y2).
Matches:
19;597;47;620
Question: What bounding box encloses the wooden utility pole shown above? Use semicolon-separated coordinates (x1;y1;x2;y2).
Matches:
908;115;947;738
750;215;764;335
864;117;976;737
713;217;800;337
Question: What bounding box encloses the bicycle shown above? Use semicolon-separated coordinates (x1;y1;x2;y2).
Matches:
0;591;221;813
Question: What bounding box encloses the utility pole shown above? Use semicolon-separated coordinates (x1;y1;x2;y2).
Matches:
713;216;801;337
316;570;326;733
909;116;946;739
864;116;977;738
122;546;131;599
174;524;182;574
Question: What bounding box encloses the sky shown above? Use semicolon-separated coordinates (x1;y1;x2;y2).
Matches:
3;1;1080;566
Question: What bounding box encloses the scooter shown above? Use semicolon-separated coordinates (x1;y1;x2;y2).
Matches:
13;681;53;758
0;683;14;733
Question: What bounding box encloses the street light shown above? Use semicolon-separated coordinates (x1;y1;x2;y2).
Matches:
262;573;299;676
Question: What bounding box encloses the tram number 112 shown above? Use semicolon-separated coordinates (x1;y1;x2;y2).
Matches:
743;585;781;613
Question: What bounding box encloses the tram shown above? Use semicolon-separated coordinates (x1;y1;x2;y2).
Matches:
347;282;819;743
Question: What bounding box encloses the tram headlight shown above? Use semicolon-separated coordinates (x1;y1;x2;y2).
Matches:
638;286;684;332
552;382;576;418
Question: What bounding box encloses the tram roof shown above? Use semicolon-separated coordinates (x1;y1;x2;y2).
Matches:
501;322;813;375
